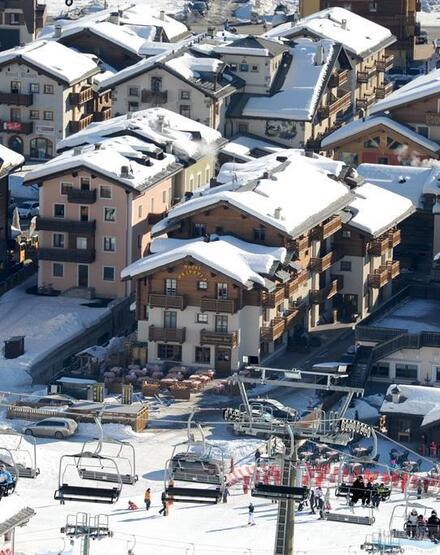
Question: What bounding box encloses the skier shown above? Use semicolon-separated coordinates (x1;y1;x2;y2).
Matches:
309;488;316;514
222;486;230;503
144;488;151;510
427;510;440;540
159;491;168;516
406;509;418;538
417;478;423;499
248;502;255;526
315;487;324;519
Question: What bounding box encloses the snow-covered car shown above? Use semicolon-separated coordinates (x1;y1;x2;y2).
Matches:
23;417;78;439
17;201;39;219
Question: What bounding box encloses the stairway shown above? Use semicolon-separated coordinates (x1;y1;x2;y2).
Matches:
347;345;373;389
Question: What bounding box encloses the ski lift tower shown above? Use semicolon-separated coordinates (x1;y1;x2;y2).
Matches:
61;513;113;555
229;365;365;555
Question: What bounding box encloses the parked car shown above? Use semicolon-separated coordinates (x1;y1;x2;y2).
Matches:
17;201;39;219
190;1;208;15
23;417;78;439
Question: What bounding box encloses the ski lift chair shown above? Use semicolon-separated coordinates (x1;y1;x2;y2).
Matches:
0;447;18;499
79;439;138;485
54;452;122;504
389;502;436;540
0;428;39;479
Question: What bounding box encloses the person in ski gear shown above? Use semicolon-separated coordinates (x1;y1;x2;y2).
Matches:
315;487;324;519
248;502;255;526
128;500;138;510
309;488;316;514
406;509;418;538
427;510;440;539
350;476;365;505
416;514;426;539
159;491;168;516
144;488;151;510
222;486;230;503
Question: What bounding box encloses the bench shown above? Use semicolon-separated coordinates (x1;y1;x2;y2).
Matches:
79;469;137;485
252;485;309;501
326;512;375;525
54;484;120;504
166;486;222;504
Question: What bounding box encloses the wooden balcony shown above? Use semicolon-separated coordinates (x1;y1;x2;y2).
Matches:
200;329;238;347
291;236;308;253
310;276;343;304
67;188;97;204
368;266;388;288
285;271;308;297
368;236;390;257
200;298;236;314
69;113;94;134
376;54;394;72
94;107;112;122
357;71;369;84
318;105;330;120
70;87;94;105
39;247;95;263
141;90;168;104
284;307;301;329
261;317;285;342
329;90;352;115
149;326;186;343
0;92;33;106
388;229;401;248
148;294;185;310
36;217;95;234
322;215;342;240
425;112;440;126
0;120;33;134
309;250;342;273
328;69;349;88
387;260;400;280
262;286;285;308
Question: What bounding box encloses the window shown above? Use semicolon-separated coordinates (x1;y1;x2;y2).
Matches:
238;123;249;134
128;87;139;97
417;125;429;138
180;105;191;118
10;108;20;122
52;233;64;248
60;182;72;195
180;90;191;100
164;311;177;329
342;230;351;239
434;366;440;382
100;185;112;199
253;228;266;242
104;207;116;222
197;280;208;290
189;176;194;190
240;63;249;72
205;167;210;183
137;234;142;249
103;236;116;252
10;81;21;94
29;83;40;93
103;266;115;281
196;313;208;324
395;363;418;380
128;101;139;111
29;110;39;120
9;12;21;24
387;137;403;150
54;204;65;218
44;84;54;94
157;344;182;361
80;177;90;190
217;283;228;299
215;314;228;333
340;260;352;272
251;65;259;72
364;137;380;149
193;223;206;237
151;77;162;92
43;111;53;121
138;204;142;218
30;137;52;159
150;198;155;212
76;237;87;250
230;63;237;71
80;206;89;222
195;346;210;363
197;173;202;188
368;1;378;11
378;157;388;165
162;190;167;204
371;362;389;378
165;278;177;296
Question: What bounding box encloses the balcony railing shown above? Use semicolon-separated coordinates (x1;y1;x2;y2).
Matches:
94;107;112;122
285;271;308;297
357;71;369;84
67;188;97;204
200;329;238;347
38;247;95;263
387;260;400;280
0;120;33;134
284;307;302;329
376;54;394;72
368;236;390;257
261;317;285;342
368;262;399;288
291;236;309;253
322;215;342;240
69;113;94;134
36;217;96;234
149;326;186;343
388;229;401;248
70;87;94;105
328;69;349;88
141;90;168;104
425;112;440;126
148;294;185;310
375;82;394;99
200;298;236;314
0;92;33;106
309;250;342;273
330;90;352;115
262;287;285;308
310;276;343;304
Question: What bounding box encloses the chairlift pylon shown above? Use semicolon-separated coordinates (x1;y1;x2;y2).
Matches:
54;452;122;504
0;427;39;479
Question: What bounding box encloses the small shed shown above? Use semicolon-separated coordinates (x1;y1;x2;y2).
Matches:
55;376;98;400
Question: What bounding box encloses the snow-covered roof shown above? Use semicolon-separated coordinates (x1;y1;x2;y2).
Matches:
165;53;224;81
153;150;353;237
347;182;414;236
357;163;440;209
321;116;440;153
220;136;285;162
381;384;440;427
119;4;188;40
122;235;287;287
371;68;440;114
214;36;287;58
242;38;333;121
56;107;223;160
266;7;395;57
0;145;24;178
0;40;99;84
25;135;180;190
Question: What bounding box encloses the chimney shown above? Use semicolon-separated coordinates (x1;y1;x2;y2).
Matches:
391;385;401;404
109;11;120;25
341;18;347;30
54;23;62;38
165;140;173;154
73;147;82;156
160;10;165;21
120;165;130;178
274;207;282;220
